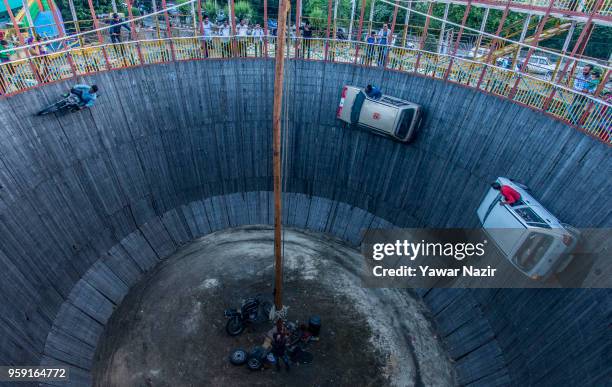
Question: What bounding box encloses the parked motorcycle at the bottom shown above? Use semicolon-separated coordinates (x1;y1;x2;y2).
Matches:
224;296;273;336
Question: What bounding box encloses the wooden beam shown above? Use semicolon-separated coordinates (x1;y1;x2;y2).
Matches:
273;0;290;313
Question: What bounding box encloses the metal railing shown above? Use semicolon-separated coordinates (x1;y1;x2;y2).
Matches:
0;36;610;143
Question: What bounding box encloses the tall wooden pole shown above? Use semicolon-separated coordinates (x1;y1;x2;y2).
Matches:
273;0;289;315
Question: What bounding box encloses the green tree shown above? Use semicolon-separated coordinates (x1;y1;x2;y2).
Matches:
234;1;254;21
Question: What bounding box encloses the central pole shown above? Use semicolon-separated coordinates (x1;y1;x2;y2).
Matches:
273;0;290;314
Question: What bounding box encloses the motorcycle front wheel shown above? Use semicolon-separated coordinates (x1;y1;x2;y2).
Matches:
226;316;244;336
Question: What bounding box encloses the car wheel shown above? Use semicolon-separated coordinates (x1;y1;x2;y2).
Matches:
229;349;248;365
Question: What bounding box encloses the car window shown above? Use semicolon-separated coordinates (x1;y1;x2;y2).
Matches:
514;232;554;272
396;108;415;139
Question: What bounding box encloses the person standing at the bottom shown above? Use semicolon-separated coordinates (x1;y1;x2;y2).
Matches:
271;333;290;371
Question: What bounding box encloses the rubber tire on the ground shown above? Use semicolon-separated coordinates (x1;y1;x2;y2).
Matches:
226;316;244;336
229;349;248;365
247;356;262;370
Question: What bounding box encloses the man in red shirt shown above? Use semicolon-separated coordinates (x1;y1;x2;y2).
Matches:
491;182;522;206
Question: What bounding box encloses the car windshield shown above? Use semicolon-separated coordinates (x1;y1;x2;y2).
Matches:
514;232;554;272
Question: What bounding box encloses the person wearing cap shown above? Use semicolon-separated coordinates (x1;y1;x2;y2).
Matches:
109;13;131;44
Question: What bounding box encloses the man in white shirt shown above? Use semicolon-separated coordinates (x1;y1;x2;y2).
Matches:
219;21;231;57
202;16;214;38
201;16;214;56
237;19;249;56
237;19;249;37
377;23;390;66
251;23;265;57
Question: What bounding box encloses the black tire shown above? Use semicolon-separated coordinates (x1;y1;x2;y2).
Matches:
37;99;69;116
226;316;244;336
229;349;248;365
247;356;262;370
37;104;60;116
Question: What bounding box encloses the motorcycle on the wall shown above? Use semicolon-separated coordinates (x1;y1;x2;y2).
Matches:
36;94;82;116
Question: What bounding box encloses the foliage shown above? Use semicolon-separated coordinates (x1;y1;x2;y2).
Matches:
234;1;254;21
177;0;193;15
203;1;219;18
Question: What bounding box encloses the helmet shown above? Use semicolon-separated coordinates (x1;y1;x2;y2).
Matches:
90;84;98;93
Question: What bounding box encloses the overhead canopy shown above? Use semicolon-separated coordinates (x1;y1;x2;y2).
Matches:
0;0;24;13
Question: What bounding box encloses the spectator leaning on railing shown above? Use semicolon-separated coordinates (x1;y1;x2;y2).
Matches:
252;24;264;57
108;13;132;44
236;19;249;57
0;40;15;64
377;24;390;66
573;64;593;93
202;16;214;40
220;21;231;57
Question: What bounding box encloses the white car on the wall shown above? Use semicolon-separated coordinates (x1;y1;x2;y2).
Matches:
477;177;580;280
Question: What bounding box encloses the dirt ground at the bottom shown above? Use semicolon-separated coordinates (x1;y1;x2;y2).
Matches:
92;226;455;387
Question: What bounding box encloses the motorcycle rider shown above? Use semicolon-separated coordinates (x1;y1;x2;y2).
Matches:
69;84;98;110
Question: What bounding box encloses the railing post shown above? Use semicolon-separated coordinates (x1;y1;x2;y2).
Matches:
229;0;237;57
67;0;85;47
295;0;302;57
414;2;433;73
384;0;399;69
197;0;206;56
437;3;450;54
402;0;411;47
47;0;79;77
353;0;367;64
472;7;489;57
508;0;555;100
127;0;145;64
476;0;510;90
161;0;177;61
550;21;575;83
2;0;41;84
86;0;111;69
324;0;332;61
263;0;269;58
151;0;162;39
443;0;472;80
